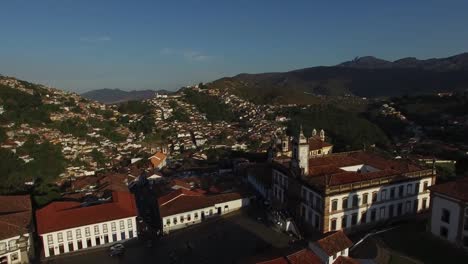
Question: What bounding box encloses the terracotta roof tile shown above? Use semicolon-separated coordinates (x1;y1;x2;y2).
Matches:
0;195;32;240
36;191;137;234
316;231;353;256
286;249;322;264
430;177;468;202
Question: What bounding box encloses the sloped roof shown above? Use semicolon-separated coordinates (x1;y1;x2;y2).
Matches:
430;177;468;202
286;249;322;264
316;231;353;256
0;195;32;240
158;190;245;217
36;191;137;234
149;152;167;167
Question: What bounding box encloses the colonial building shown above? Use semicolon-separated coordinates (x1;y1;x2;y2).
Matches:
159;189;251;233
309;230;353;264
269;129;333;160
36;191;138;258
148;152;167;170
429;177;468;249
0;195;34;264
271;128;435;234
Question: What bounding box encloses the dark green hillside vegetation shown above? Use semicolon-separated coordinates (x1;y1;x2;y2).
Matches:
0;84;51;124
0;137;66;206
184;89;236;122
117;100;151;114
285;106;390;151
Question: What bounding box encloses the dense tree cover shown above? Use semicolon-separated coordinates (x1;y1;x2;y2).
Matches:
129;115;155;135
0;84;50;124
117;100;151;114
0;127;6;143
285;106;390;151
143;128;175;143
91;148;106;167
168;101;190;122
365;103;413;140
184;89;236;122
53;118;88;138
88;118;126;142
0;137;66;206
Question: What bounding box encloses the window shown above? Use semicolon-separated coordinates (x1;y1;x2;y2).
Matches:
94;225;100;235
315;214;320;229
119;220;125;230
415;183;420;194
361;211;367;224
441;209;450;223
342;197;348;210
316;197;322;211
370;209;377;221
187;214;191;221
372;192;378;203
166;219;170;226
390;188;395;199
194;212;199;219
57;233;63;243
381;190;387;201
8;240;17;251
0;242;6;253
331;218;337;231
111;222;117;231
389;205;394;217
406;184;412;195
128;219;133;229
67;231;73;241
362;193;368;204
103;224;108;233
173;217;178;224
332;200;338;211
342;216;348;228
423;181;429;191
380;207;386;219
352;195;359;207
85;227;90;237
10;253;18;261
397;203;403;216
209;209;213;215
351;213;358;226
76;229;82;239
405;201;412;213
47;234;53;245
421;198;427;210
398;185;404;197
440;226;448;238
129;230;134;239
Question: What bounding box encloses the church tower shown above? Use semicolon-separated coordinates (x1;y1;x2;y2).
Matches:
292;126;309;175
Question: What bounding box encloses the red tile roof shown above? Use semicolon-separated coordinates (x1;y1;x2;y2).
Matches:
309;138;333;150
158;190;245;217
333;256;360;264
255;249;321;264
36;191;137;234
316;231;353;256
0;195;32;240
430;177;468;202
305;151;426;187
286;249;322;264
149;152;167;168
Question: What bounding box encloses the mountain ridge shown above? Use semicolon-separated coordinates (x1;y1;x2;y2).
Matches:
81;88;172;104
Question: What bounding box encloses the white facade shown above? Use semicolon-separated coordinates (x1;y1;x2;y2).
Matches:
162;198;250;233
272;169;288;204
41;216;137;258
326;178;432;232
300;185;323;231
430;195;460;243
0;233;32;264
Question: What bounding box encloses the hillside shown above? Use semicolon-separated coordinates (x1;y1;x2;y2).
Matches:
207;53;468;104
82;88;172;104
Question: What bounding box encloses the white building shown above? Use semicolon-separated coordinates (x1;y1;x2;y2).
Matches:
429;177;468;248
270;128;436;234
0;195;34;264
158;189;251;234
36;192;138;258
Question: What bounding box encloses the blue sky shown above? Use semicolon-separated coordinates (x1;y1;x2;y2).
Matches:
1;0;468;92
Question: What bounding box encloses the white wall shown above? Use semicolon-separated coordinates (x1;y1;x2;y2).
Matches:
326;177;431;231
162;198;250;233
430;195;460;243
0;233;31;264
41;216;137;258
272;169;288;204
309;242;349;264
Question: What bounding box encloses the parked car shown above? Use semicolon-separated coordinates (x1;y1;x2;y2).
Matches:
109;243;125;257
